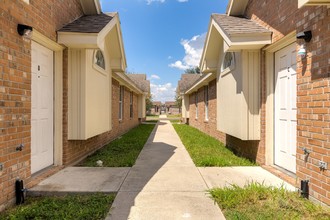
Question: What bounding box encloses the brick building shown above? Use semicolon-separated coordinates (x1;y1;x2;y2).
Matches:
164;101;180;115
150;101;162;115
181;0;330;205
0;0;148;210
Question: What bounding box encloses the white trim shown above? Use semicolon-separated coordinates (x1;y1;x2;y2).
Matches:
204;85;209;121
264;31;296;166
298;0;330;8
119;85;124;120
32;30;64;166
195;92;198;119
93;49;107;75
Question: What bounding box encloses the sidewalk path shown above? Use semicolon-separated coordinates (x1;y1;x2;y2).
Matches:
106;120;226;220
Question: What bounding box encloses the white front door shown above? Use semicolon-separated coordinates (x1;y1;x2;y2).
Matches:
274;43;297;173
31;41;54;174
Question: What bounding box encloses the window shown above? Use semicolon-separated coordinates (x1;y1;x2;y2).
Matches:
195;92;198;119
204;85;209;121
94;50;105;69
119;86;124;120
130;91;133;118
221;52;235;72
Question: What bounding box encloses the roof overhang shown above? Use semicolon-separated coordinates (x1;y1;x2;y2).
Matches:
58;14;127;71
185;73;216;95
226;0;249;16
298;0;330;7
200;17;272;73
113;72;143;95
79;0;101;15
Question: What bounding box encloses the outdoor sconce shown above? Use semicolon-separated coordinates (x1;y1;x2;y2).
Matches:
296;31;312;42
298;45;306;59
296;31;312;59
17;24;33;40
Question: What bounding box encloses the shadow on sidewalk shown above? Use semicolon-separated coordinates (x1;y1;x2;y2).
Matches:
108;122;177;219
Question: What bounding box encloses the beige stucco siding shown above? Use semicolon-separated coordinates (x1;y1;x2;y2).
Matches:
217;51;260;140
68;49;111;140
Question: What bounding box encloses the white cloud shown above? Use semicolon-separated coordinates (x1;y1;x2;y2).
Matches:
168;55;173;59
150;83;176;102
169;60;189;70
150;74;160;80
169;33;206;71
146;0;165;5
177;0;188;2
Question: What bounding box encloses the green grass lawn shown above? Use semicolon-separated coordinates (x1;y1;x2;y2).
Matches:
209;183;330;220
78;124;155;167
146;115;159;119
145;120;159;123
0;194;115;220
167;114;181;118
172;124;255;166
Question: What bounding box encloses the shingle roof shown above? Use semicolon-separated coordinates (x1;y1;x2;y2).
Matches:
127;74;150;93
178;74;202;93
58;13;116;33
152;101;162;106
165;101;176;106
212;14;271;36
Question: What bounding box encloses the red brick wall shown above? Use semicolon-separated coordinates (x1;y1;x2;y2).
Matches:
188;79;260;162
0;0;83;209
246;0;330;205
0;0;142;209
62;78;140;165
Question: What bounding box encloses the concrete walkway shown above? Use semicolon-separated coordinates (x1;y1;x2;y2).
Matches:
106;120;225;220
29;120;295;219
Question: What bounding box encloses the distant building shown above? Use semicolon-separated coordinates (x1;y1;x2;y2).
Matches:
165;101;180;115
150;101;162;115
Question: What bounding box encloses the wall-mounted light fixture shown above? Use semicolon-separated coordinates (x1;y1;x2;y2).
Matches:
296;31;312;42
298;45;307;59
296;31;312;59
17;24;33;40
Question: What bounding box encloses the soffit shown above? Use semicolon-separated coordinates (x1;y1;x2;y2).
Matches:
79;0;101;15
226;0;249;16
298;0;330;7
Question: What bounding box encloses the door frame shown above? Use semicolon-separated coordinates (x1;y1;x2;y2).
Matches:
32;31;64;168
263;31;297;169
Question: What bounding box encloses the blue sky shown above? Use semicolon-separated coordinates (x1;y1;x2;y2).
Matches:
101;0;228;102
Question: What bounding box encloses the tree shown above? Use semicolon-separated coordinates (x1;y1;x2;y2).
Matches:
175;94;182;113
184;66;200;74
146;93;153;113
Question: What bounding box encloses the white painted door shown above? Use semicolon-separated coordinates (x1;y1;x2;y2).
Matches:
31;41;54;174
274;43;297;173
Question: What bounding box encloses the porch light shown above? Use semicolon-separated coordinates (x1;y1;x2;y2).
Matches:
298;45;306;59
17;24;33;40
296;31;312;42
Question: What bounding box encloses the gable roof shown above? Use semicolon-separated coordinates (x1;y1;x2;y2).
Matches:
200;14;272;73
178;74;201;94
58;12;127;72
212;14;271;36
127;74;150;93
58;13;116;33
